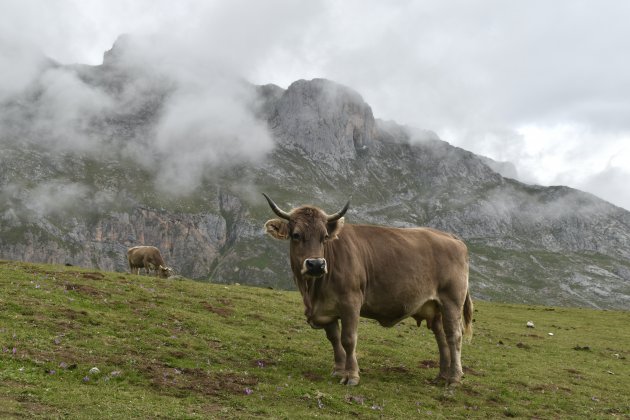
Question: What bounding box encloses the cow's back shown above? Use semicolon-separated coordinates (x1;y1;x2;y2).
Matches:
127;246;164;267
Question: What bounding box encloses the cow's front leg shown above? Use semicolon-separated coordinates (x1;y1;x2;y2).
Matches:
339;309;360;386
324;320;346;377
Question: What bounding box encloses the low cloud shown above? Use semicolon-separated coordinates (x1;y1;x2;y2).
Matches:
1;31;275;196
0;42;48;99
23;181;91;217
115;34;275;194
32;67;115;151
439;124;630;210
153;81;273;194
579;166;630;211
2;0;630;209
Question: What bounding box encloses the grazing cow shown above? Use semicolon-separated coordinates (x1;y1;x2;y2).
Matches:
127;246;173;278
263;193;473;386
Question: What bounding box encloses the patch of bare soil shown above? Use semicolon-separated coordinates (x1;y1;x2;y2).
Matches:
463;365;483;376
381;365;410;374
251;359;276;369
530;383;572;394
80;272;106;280
200;301;234;317
419;359;439;369
302;370;323;381
58;308;89;319
64;283;109;298
146;365;258;397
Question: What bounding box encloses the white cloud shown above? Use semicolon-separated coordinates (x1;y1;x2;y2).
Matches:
473;124;630;209
24;181;91;217
153;79;274;194
2;0;630;208
32;67;115;150
580;165;630;210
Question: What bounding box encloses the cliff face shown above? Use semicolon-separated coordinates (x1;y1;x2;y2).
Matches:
1;42;629;309
270;79;376;166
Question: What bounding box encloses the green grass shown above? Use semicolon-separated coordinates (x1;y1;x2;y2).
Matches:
1;260;628;418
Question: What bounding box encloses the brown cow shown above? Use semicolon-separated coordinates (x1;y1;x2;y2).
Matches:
263;193;473;386
127;246;173;278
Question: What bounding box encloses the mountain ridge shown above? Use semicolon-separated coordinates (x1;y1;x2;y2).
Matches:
0;39;629;310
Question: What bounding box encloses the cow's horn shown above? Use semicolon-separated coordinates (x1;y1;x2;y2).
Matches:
262;193;291;220
327;200;350;222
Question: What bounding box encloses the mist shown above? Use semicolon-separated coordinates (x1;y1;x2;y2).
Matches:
111;34;276;194
0;30;275;197
2;0;630;209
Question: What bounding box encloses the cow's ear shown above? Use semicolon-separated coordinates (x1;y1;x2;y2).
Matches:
265;219;289;240
327;217;345;240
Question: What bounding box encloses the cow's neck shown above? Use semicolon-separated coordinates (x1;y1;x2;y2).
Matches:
292;244;337;324
295;275;315;316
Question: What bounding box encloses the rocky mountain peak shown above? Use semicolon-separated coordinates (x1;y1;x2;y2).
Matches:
102;34;133;66
271;78;376;165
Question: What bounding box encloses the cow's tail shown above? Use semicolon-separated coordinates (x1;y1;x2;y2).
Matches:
462;291;474;343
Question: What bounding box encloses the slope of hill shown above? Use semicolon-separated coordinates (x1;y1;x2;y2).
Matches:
0;261;628;418
0;37;629;309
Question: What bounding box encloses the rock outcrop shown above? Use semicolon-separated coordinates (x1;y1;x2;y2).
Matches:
270;79;376;168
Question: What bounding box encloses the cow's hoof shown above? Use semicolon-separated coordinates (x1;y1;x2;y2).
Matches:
431;375;448;385
331;369;344;378
340;375;360;386
346;377;360;386
447;376;463;387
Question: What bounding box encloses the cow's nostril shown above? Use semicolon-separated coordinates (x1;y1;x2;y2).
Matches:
305;258;326;274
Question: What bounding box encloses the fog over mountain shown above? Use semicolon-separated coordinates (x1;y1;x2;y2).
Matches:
2;34;275;198
2;0;629;210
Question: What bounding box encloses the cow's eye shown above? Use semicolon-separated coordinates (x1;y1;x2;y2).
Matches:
291;232;301;241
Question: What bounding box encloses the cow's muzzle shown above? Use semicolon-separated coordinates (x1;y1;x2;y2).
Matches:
302;258;327;277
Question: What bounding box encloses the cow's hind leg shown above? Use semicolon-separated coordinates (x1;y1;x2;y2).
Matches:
428;312;451;384
324;320;346;378
441;298;464;385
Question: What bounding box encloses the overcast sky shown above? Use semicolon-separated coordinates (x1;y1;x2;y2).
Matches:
2;0;630;210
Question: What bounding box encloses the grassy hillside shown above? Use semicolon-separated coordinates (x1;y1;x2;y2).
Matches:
0;260;628;418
